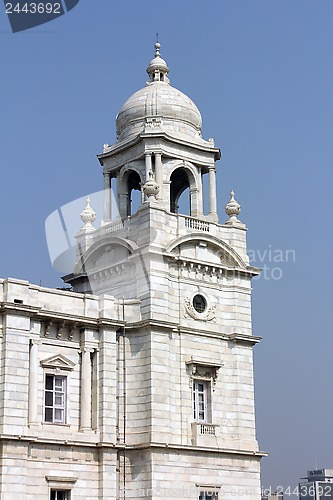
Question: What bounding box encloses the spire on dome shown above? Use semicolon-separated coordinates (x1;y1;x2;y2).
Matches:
146;41;170;84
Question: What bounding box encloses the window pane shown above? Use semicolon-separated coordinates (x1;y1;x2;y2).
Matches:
193;380;208;422
54;409;64;422
193;294;207;313
45;407;53;422
55;395;64;406
45;375;66;424
45;375;53;390
54;377;64;389
45;391;53;406
199;493;217;500
51;491;68;500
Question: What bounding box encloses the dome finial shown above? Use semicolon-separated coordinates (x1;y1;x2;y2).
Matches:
147;38;170;84
155;32;160;56
155;41;161;57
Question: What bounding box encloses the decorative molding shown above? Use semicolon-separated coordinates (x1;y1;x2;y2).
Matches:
145;117;163;129
184;295;216;322
45;476;78;483
57;322;66;339
195;483;221;492
68;322;78;341
186;357;222;385
44;321;53;337
45;476;77;490
40;354;76;372
229;332;261;346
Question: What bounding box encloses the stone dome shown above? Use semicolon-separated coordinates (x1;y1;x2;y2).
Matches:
116;43;203;143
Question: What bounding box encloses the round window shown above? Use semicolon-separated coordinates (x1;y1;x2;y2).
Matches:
192;294;207;313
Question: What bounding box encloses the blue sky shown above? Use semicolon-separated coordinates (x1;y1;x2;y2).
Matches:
1;0;332;493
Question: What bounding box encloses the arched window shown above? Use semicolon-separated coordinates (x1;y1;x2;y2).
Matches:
170;167;190;215
127;170;141;216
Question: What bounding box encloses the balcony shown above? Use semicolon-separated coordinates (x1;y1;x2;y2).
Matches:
191;422;219;446
184;216;210;232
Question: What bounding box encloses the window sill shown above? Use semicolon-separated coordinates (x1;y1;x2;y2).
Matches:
42;422;71;428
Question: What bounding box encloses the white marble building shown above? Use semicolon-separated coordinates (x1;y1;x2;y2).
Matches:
0;44;265;499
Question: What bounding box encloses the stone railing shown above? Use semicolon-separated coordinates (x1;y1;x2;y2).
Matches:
184;217;210;232
191;422;219;439
199;423;218;436
105;221;124;234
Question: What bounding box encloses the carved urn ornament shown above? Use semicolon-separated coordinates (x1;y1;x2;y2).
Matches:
80;197;96;229
143;170;159;201
225;190;241;224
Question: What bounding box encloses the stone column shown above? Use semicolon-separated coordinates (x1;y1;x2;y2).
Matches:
145;153;152;180
28;339;39;426
102;172;111;224
198;173;204;215
118;194;128;219
155;152;163;201
164;181;171;212
208;166;218;221
80;347;93;430
190;187;200;217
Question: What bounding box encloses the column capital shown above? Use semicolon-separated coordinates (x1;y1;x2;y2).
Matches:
78;346;95;355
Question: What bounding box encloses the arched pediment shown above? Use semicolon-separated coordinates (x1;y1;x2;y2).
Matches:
165;159;198;187
118;163;144;183
74;236;138;275
165;234;247;268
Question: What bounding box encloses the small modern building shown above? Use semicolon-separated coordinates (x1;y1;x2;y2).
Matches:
0;44;265;499
261;492;283;500
299;469;333;499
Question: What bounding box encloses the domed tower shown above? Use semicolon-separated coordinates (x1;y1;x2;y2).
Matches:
64;44;264;500
99;42;220;223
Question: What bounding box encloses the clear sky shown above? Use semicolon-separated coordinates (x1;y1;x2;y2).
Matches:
1;0;332;494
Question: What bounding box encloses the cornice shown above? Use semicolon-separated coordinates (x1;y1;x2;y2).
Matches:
0;302;41;316
0;435;268;458
113;441;268;458
165;254;260;279
97;130;221;164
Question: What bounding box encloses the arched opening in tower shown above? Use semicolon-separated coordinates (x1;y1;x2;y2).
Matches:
170;167;191;215
127;170;141;216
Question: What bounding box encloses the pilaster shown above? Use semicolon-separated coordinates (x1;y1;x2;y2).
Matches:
28;338;40;427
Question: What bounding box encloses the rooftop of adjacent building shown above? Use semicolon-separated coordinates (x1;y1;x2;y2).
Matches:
302;469;333;482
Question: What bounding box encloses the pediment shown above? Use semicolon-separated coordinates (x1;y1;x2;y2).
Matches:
41;354;75;371
167;236;245;268
73;235;138;275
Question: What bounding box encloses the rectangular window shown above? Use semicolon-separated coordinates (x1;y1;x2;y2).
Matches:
199;492;218;500
193;380;209;422
45;374;66;423
50;491;70;500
